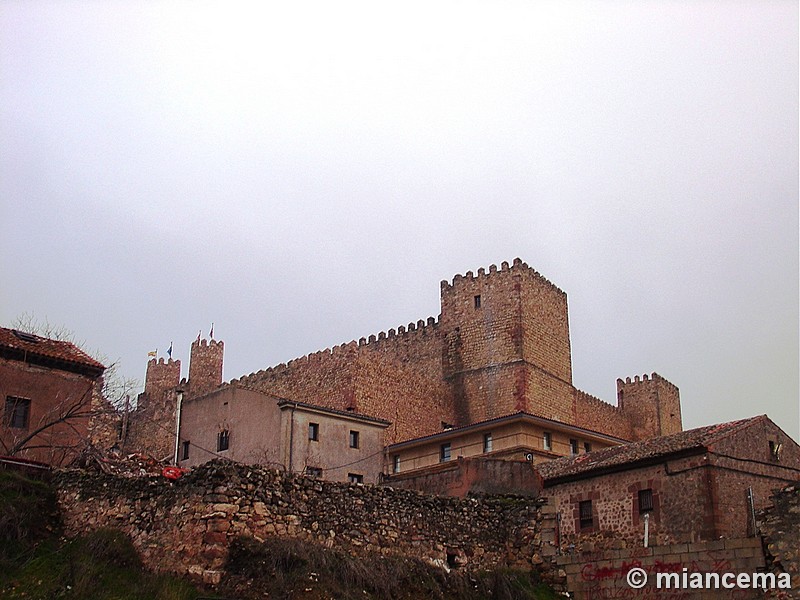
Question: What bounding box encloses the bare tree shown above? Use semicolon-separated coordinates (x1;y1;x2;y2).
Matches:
12;312;139;410
3;314;139;461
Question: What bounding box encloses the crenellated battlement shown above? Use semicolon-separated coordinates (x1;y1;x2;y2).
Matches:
192;338;224;349
143;357;181;399
188;337;224;395
616;372;682;439
440;257;566;297
132;259;681;457
617;372;679;393
232;316;441;390
575;388;620;412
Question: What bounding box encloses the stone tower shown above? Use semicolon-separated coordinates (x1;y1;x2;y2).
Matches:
617;373;682;439
142;358;181;408
439;258;574;426
188;338;224;396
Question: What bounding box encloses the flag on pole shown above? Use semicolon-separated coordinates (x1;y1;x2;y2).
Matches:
147;350;157;358
209;322;214;339
167;342;173;358
196;330;201;343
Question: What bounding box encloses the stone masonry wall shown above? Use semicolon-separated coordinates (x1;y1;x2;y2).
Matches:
757;484;799;598
53;460;554;585
232;320;452;444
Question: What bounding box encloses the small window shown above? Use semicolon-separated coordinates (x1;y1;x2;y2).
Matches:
181;440;190;460
392;454;400;474
638;489;654;514
474;295;481;309
579;500;593;529
769;440;782;462
440;443;451;462
570;439;578;455
483;432;493;453
5;397;31;429
309;422;319;441
349;430;360;449
217;429;230;452
348;473;363;484
306;466;322;478
543;431;552;451
584;442;592;453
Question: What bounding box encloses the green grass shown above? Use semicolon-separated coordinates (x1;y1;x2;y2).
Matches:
0;470;203;600
0;528;203;600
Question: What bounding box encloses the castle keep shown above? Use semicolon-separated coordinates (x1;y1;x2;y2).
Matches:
139;259;681;460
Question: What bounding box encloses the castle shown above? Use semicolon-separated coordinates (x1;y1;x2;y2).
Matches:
130;259;682;464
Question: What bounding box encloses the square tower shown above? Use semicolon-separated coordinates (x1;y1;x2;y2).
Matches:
439;259;574;425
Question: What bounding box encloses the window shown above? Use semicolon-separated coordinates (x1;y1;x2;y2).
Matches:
349;430;360;449
181;440;190;460
217;430;230;452
5;397;30;429
543;431;552;451
306;466;322;478
474;295;481;309
638;489;654;514
769;440;782;462
579;500;593;529
392;454;400;474
584;442;592;453
440;443;451;462
483;432;493;453
309;422;319;441
348;473;363;484
570;439;578;455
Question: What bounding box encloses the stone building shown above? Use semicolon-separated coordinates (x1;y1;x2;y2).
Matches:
536;415;800;547
132;259;683;479
220;259;681;446
0;327;105;465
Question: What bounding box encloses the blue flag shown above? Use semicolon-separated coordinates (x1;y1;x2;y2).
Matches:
167;342;173;358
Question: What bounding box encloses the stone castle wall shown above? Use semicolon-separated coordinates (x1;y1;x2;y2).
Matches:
138;260;680;450
53;460;554;585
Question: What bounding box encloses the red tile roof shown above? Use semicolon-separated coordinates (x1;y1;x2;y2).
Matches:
536;416;766;484
0;327;105;376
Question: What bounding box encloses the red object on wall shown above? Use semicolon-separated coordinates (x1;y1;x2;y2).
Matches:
162;466;185;480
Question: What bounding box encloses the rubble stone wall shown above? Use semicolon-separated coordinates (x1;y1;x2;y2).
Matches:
53;460;555;585
758;484;800;598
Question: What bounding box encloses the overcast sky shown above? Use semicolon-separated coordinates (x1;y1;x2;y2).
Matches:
2;1;797;441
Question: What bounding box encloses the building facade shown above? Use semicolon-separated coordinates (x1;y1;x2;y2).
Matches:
176;386;389;484
0;327;105;465
536;415;800;547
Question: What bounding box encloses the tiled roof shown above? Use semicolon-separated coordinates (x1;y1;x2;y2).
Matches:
387;411;628;451
276;399;391;426
0;327;105;375
536;416;765;483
